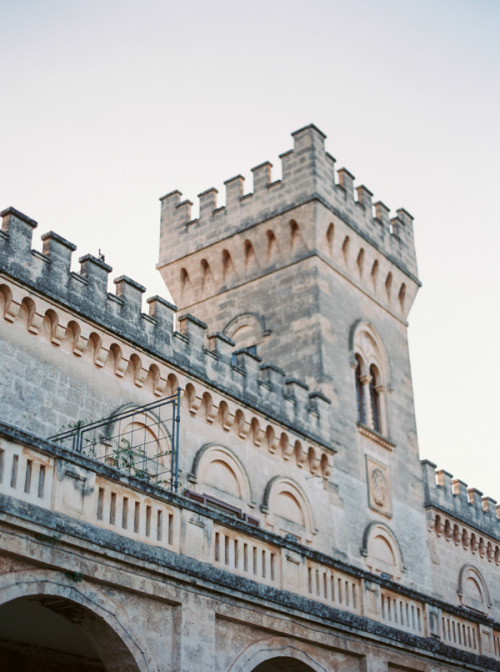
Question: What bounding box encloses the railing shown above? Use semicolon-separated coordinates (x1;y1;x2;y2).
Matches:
380;588;423;635
1;432;499;662
305;561;362;614
441;612;480;653
213;525;278;584
48;392;181;492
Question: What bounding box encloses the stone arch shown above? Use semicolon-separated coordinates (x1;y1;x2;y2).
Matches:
105;342;122;375
326;222;334;255
289;220;306;254
228;636;328;672
85;331;103;364
179;267;191;303
244;239;257;271
398;282;406;312
126;353;144;386
222;248;237;283
17;295;38;332
356;248;365;278
165;372;179;397
361;522;404;580
262;477;315;544
341;235;350;266
39;308;59;343
370;259;379;291
0;282;13;319
385;271;393;302
145;363;162;395
0;570;148;671
61;319;82;354
350;321;389;377
458;565;491;613
223;312;270;350
266;230;278;262
201;258;215;295
190;443;253;504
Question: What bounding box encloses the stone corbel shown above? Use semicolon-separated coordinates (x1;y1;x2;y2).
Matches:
153;376;167;397
3;297;21;323
73;334;88;357
283;440;294;461
114;355;129;378
309;448;321;475
94;345;109;368
238;418;251;439
222;411;235;432
322;452;333;480
296;445;307;468
134;366;148;388
206;402;219;424
253;427;265;446
188;394;203;416
51;323;66;346
28;310;44;335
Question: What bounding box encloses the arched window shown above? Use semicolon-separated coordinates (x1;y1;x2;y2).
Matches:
352;322;389;436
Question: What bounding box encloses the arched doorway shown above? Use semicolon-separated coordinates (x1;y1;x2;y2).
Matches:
0;595;141;671
252;657;317;671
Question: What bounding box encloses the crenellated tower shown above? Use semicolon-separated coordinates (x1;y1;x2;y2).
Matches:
158;124;429;588
158;124;419;386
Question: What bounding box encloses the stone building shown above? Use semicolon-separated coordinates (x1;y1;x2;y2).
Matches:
0;124;498;671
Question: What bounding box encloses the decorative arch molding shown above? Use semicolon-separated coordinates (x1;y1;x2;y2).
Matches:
189;443;253;505
223;312;271;350
262;477;315;544
458;564;491;613
228;636;329;672
0;277;331;479
361;522;405;580
349;320;389;379
0;569;149;671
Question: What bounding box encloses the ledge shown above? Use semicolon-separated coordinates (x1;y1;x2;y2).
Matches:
358;424;395;451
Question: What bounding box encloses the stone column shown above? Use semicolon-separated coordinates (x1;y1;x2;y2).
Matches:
360;375;373;427
376;385;387;435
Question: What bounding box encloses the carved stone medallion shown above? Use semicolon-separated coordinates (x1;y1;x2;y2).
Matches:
366;456;392;516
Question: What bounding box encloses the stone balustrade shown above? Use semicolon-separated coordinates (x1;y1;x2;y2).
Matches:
1;424;499;662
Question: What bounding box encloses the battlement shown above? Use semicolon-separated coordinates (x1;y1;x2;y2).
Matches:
159;124;418;279
0;206;332;447
421;460;500;540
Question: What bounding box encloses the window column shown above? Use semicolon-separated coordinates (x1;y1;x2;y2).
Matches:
360;375;373;428
376;384;387;435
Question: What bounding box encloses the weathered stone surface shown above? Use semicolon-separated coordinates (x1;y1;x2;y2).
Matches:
0;125;498;671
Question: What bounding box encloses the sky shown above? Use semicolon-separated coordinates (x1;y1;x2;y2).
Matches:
1;0;499;498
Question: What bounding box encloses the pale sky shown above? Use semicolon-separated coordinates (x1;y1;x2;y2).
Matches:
1;0;499;499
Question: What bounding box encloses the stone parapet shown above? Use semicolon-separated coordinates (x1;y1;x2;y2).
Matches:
422;460;500;539
0;207;331;446
158;125;418;280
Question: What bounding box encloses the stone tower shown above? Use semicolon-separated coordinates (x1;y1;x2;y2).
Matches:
158;124;430;588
